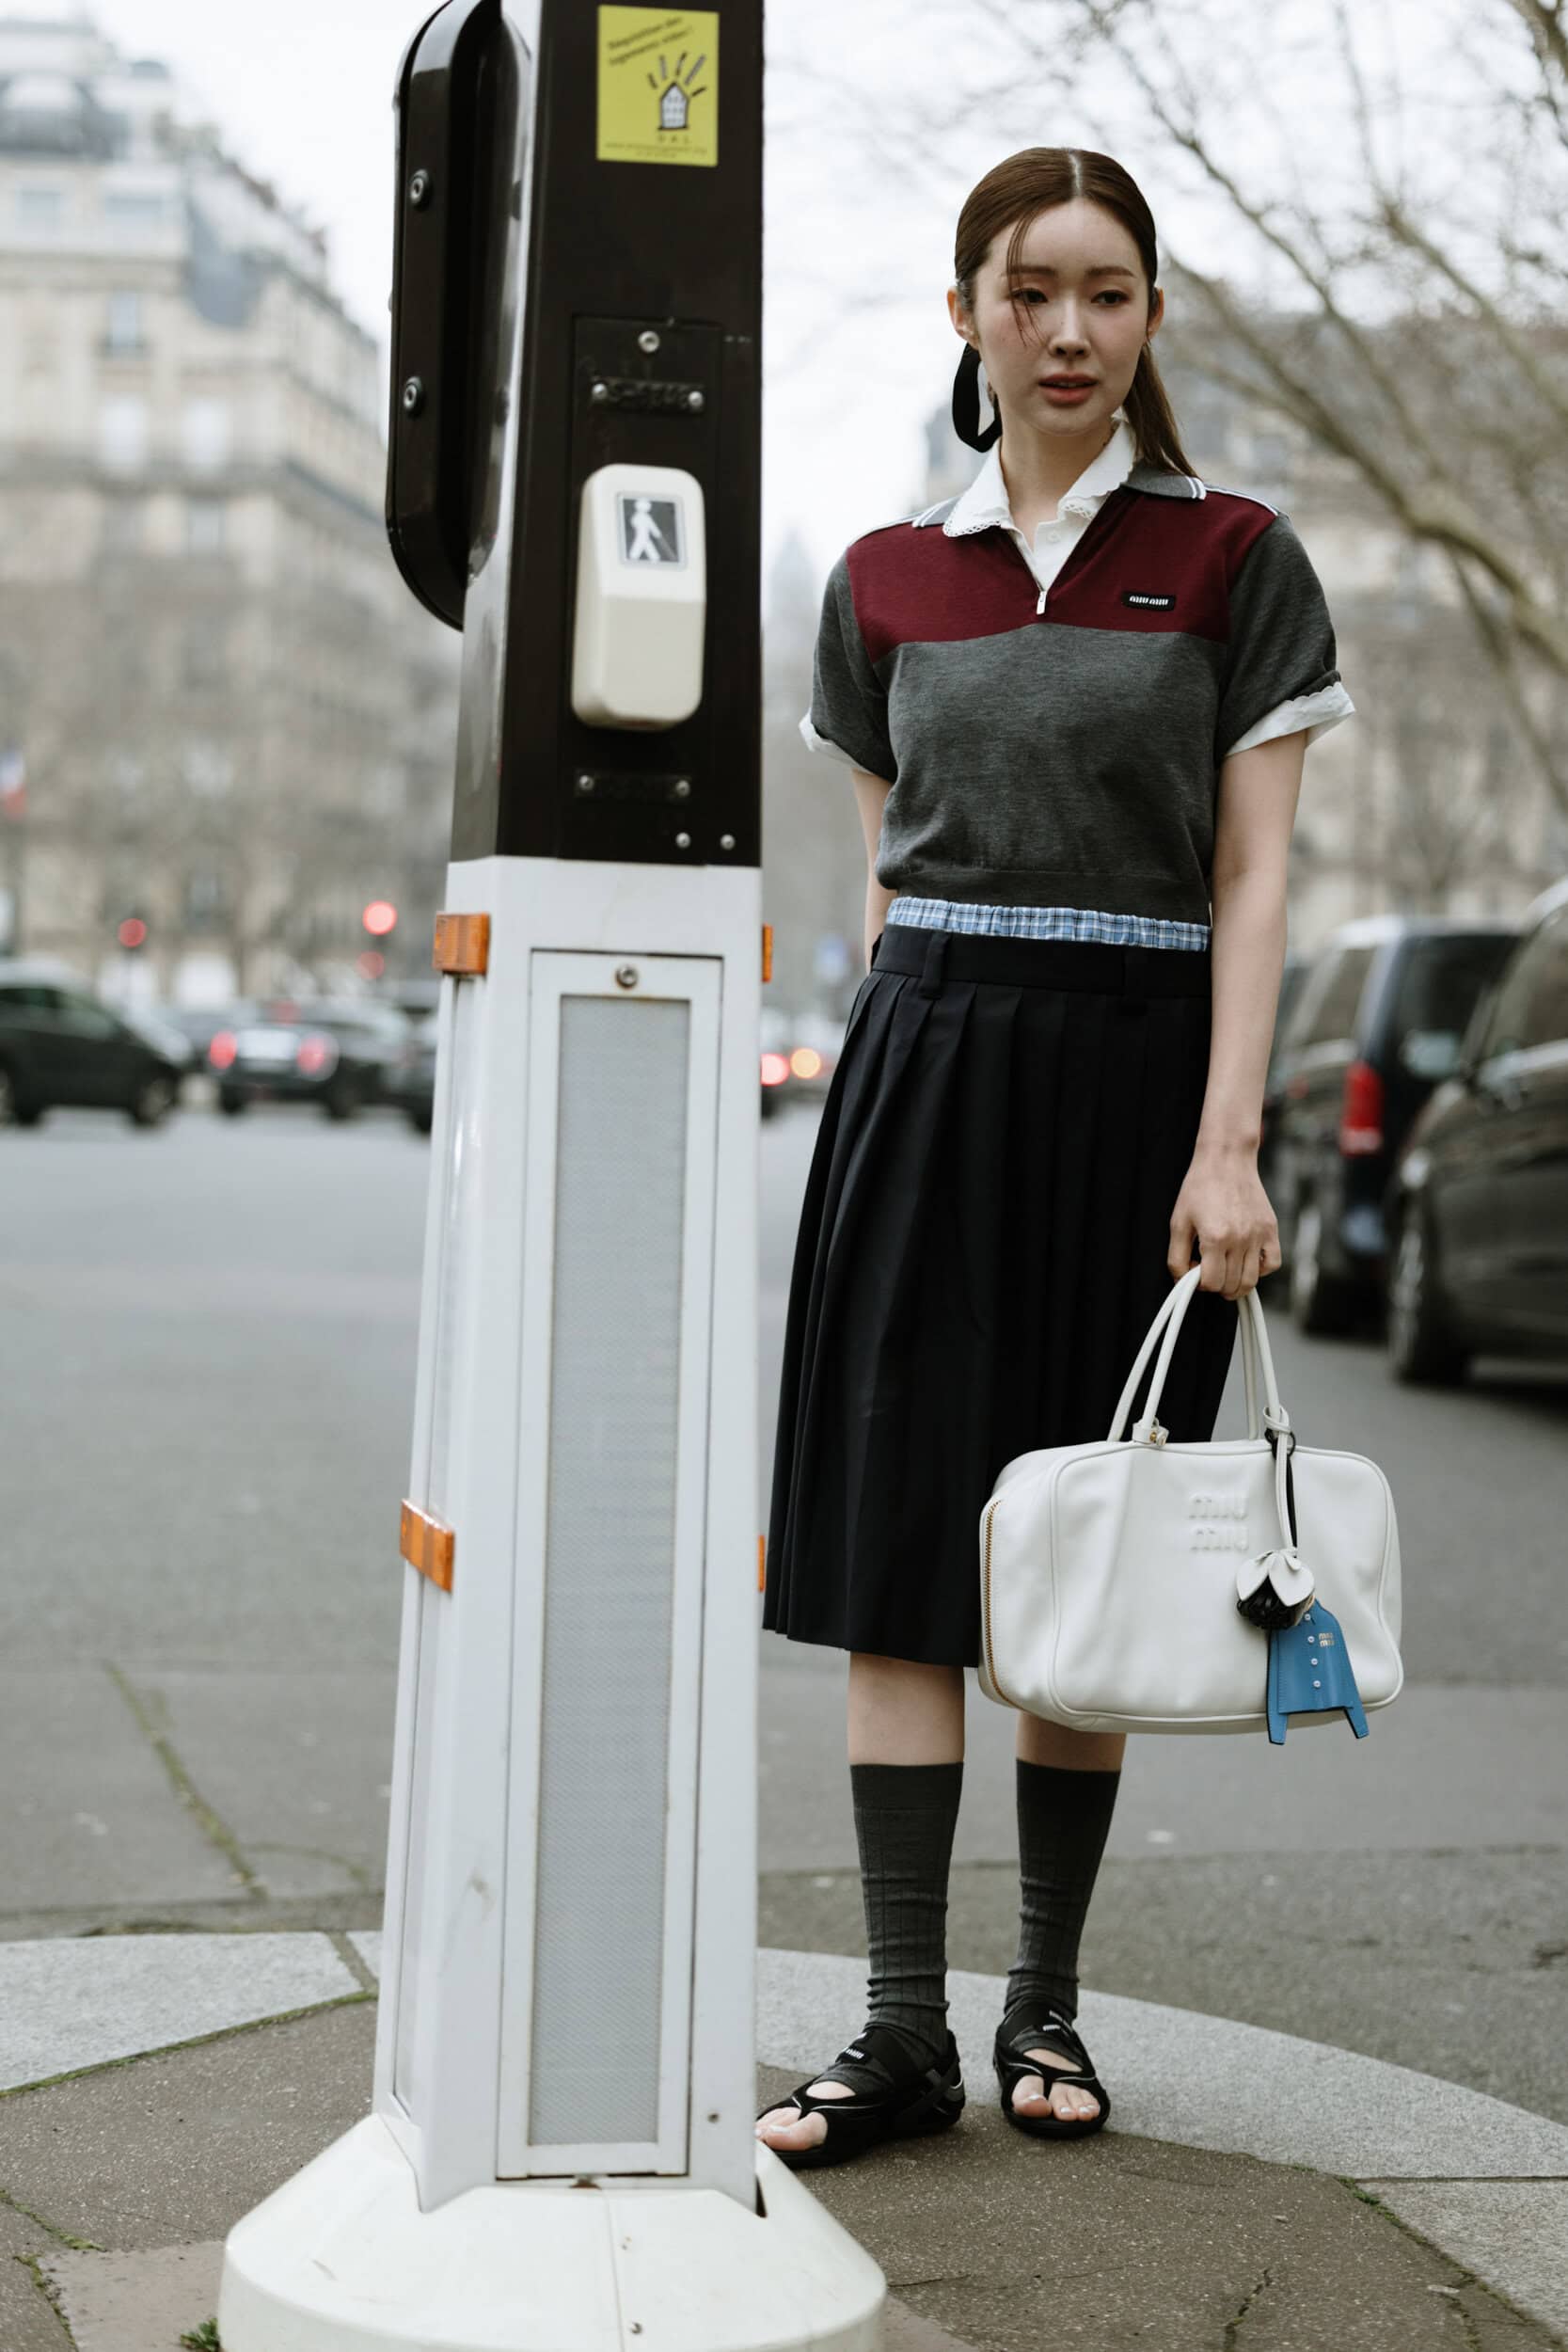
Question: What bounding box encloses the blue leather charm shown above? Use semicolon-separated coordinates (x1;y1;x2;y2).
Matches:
1266;1600;1369;1744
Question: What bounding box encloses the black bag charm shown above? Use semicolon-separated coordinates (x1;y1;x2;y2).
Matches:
1235;1421;1315;1631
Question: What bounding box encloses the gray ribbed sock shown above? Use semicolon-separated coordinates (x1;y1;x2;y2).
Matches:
814;1759;963;2091
1005;1759;1121;2023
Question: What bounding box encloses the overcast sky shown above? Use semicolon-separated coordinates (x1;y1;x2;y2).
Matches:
44;0;1448;583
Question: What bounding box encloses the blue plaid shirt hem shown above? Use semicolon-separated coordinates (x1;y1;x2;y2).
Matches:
885;897;1211;951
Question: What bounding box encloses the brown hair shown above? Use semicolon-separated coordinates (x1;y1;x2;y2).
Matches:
953;147;1196;478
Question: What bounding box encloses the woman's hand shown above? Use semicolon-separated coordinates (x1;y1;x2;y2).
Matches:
1167;1139;1279;1299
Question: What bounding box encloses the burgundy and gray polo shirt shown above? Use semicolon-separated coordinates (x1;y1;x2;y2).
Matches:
802;459;1351;931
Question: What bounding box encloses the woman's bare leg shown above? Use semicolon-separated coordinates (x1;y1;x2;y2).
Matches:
756;1656;962;2153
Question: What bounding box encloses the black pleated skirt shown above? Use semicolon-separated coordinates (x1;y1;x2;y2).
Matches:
763;921;1241;1668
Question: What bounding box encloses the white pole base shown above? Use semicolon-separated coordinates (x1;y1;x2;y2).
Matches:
218;2113;886;2352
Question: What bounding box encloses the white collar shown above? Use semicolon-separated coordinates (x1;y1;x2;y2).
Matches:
943;411;1138;540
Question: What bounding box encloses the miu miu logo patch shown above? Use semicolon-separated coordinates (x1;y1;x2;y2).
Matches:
1123;589;1176;609
1186;1489;1249;1552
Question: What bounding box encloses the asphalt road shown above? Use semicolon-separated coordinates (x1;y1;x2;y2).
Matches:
2;1092;1564;2124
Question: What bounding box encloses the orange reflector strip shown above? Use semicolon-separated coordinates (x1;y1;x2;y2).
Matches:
401;1500;454;1593
758;1533;766;1593
762;924;772;983
433;913;490;976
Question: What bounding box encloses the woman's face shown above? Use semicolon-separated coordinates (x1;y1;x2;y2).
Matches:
948;198;1161;447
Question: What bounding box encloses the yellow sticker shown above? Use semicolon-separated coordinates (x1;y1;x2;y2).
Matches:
597;8;719;168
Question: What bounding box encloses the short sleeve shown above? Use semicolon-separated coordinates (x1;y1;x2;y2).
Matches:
797;550;896;785
1215;515;1353;764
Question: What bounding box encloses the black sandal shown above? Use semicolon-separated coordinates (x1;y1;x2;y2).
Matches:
755;2023;965;2170
993;1997;1111;2139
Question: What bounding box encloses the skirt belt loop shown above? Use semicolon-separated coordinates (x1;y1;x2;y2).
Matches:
916;928;951;998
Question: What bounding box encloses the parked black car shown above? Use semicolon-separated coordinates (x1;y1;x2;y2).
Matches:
1255;949;1310;1202
1384;878;1568;1381
1266;915;1522;1334
384;1010;438;1134
209;999;411;1120
0;959;185;1127
152;1001;261;1072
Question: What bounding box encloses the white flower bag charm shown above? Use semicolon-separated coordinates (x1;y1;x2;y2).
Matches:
976;1265;1403;1736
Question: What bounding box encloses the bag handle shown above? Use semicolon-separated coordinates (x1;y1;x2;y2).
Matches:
1104;1266;1304;1598
1105;1263;1289;1451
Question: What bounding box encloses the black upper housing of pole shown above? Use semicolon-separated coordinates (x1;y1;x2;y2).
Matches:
387;0;764;874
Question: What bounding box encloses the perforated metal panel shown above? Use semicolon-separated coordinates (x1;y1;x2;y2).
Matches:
499;951;720;2178
528;993;688;2144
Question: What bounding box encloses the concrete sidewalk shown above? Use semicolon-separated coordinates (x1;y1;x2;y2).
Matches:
1;1933;1564;2351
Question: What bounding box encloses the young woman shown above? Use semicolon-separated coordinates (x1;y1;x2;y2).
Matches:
757;147;1354;2167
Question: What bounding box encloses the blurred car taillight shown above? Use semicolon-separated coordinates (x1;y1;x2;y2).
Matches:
1338;1058;1385;1155
760;1052;790;1088
295;1033;340;1078
789;1047;823;1079
209;1031;237;1071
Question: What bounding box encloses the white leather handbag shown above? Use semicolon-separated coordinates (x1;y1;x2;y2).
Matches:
977;1263;1403;1735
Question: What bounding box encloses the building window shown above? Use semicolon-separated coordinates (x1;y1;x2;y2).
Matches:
184;496;227;555
181;398;230;470
98;395;149;471
102;498;145;553
105;291;145;355
16;186;64;233
181;866;230;934
182;624;227;689
182;742;234;797
103;191;168;237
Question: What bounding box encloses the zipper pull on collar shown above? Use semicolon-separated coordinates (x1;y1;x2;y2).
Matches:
1036;581;1048;615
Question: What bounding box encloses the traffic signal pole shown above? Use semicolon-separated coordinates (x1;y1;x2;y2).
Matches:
215;4;887;2344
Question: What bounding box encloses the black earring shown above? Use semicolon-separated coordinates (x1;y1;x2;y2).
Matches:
952;342;1001;452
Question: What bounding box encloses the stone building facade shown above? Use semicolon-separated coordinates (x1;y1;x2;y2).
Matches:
0;16;459;1005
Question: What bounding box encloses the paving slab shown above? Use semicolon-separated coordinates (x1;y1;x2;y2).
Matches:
0;1933;357;2092
0;2199;74;2352
0;1671;241;1916
1365;2181;1568;2344
758;1948;1568;2181
119;1668;397;1904
0;2002;378;2251
39;2239;223;2352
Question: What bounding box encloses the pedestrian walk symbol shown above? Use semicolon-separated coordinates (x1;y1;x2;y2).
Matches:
617;492;686;569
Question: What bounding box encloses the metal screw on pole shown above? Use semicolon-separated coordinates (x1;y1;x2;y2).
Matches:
402;377;425;416
409;169;433;207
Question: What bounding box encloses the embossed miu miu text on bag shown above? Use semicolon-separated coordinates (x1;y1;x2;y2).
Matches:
1187;1489;1249;1552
